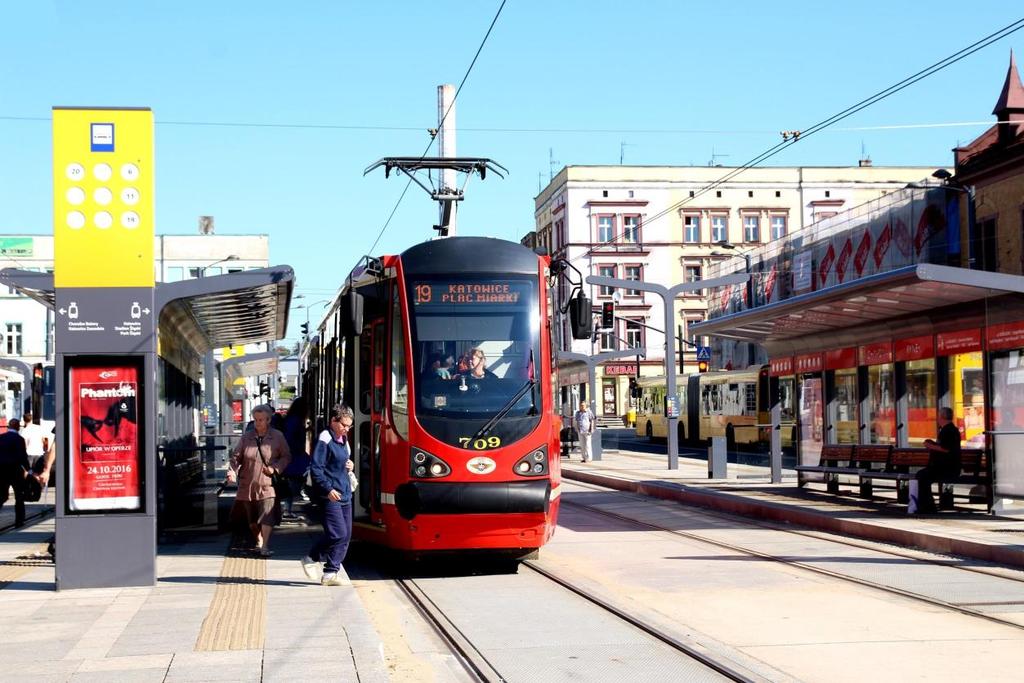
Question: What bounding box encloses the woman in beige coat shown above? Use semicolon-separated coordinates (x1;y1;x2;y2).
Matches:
227;404;291;556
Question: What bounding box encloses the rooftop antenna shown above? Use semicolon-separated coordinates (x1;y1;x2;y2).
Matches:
549;147;559;182
708;147;729;166
620;141;636;165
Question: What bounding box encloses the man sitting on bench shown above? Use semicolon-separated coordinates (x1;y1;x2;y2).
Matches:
918;407;961;513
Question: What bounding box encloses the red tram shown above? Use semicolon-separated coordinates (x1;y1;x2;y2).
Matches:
301;237;561;558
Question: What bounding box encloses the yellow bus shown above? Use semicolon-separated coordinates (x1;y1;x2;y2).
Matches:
634;375;687;441
697;366;768;446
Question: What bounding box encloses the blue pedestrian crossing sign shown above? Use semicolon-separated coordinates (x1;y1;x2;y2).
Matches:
696;346;711;361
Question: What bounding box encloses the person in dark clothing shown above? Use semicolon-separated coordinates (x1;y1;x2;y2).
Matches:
301;403;355;586
281;397;311;517
0;419;31;527
917;406;962;513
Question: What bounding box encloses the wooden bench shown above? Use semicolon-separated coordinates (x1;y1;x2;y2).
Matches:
795;444;856;493
858;448;989;508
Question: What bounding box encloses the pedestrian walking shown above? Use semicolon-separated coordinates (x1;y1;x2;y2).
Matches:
0;419;31;527
19;412;46;470
281;397;311;518
301;403;356;586
226;404;291;556
574;403;596;463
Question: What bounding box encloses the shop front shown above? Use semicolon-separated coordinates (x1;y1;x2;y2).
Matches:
694;262;1024;508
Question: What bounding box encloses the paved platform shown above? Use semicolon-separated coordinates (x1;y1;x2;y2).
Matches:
0;516;388;683
561;447;1024;569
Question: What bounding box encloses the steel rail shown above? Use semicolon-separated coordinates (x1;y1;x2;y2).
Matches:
561;491;1024;632
521;560;757;683
394;577;505;682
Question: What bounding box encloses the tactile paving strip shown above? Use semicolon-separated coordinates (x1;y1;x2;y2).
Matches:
194;553;267;651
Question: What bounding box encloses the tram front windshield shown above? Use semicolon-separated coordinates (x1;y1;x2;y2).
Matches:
408;276;542;449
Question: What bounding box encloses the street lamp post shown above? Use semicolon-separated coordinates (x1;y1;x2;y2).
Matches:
587;271;748;469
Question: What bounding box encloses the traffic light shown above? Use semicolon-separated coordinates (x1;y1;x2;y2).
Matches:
568;291;593;339
697;360;710;373
628;377;640;399
300;322;309;337
601;301;614;329
258;381;269;397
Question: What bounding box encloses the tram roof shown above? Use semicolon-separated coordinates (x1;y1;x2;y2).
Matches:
0;265;294;357
691;264;1024;344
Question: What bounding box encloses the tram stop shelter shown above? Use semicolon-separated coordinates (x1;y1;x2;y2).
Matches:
0;265;294;585
692;185;1024;513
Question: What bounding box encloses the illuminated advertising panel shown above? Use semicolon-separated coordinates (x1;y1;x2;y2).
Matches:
67;359;143;512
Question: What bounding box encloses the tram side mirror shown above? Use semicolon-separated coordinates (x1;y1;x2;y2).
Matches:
341;290;364;337
568;293;593;340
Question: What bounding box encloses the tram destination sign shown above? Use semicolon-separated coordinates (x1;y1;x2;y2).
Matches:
413;280;531;306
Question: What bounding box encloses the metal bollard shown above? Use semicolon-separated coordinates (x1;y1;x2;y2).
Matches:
708;436;727;479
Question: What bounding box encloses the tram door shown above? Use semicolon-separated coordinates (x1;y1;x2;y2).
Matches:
369;319;387;519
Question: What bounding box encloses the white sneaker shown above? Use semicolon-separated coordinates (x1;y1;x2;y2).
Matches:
301;556;320;580
321;572;350;587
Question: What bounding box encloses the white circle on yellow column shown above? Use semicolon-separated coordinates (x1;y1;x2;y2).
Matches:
66;211;86;229
121;211;140;229
66;187;86;205
121;187;140;205
66;163;85;181
93;163;113;181
94;211;113;229
121;163;140;181
94;187;113;206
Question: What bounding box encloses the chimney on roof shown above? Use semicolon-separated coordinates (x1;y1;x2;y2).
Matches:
992;50;1024;144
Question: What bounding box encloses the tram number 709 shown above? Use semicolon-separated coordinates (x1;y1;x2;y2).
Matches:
459;436;502;450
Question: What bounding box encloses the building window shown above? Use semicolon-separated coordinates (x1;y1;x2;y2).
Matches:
622;215;640;244
555;219;565;250
685;314;706;349
623;265;642;296
683;214;700;243
597;265;616;296
685;264;703;296
5;323;22;355
770;215;787;240
625;319;643;349
743;215;760;243
597;215;615;243
711;215;728;243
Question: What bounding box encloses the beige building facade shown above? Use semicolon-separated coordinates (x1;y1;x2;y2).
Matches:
534;164;943;420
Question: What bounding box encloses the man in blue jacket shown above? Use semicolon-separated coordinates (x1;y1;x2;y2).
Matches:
301;404;355;586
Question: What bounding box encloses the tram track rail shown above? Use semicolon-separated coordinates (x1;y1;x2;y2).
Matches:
395;563;758;683
562;482;1024;632
394;576;505;683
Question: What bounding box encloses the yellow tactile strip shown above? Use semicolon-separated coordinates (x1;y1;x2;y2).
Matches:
0;547;52;590
194;553;267;651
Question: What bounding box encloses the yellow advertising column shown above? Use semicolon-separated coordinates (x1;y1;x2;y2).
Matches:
52;107;158;590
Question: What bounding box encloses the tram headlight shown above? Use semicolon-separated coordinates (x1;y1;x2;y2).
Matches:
410;448;451;479
513;446;548;477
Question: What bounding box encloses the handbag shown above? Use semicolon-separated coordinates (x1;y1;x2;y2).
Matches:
256;436;290;500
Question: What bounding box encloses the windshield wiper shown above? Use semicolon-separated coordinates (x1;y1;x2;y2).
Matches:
468;378;537;444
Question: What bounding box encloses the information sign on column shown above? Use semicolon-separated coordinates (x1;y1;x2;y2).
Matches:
67;360;143;512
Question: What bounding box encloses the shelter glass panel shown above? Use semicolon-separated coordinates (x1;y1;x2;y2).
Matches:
949;351;985;447
906;359;936;446
867;363;896;445
833;368;858;444
990;348;1024;498
798;374;823;466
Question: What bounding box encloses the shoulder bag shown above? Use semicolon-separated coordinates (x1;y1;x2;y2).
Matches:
256;435;290;500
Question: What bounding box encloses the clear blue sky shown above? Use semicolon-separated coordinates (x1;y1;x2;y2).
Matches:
2;2;1021;345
